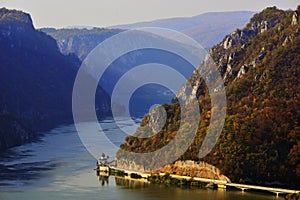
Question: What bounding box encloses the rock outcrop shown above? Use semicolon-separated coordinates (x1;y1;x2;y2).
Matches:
0;8;33;28
42;28;122;60
154;160;231;182
116;159;149;172
292;11;299;25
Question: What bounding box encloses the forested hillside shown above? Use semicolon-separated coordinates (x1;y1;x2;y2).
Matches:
0;8;111;150
117;6;300;188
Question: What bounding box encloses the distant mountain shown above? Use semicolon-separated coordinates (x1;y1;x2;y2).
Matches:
110;11;255;48
117;6;300;188
0;8;111;150
41;28;123;60
41;12;253;117
43;11;254;61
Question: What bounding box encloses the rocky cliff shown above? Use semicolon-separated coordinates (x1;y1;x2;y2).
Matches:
42;28;122;60
154;160;231;182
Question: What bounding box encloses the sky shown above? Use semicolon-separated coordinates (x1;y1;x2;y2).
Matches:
0;0;299;28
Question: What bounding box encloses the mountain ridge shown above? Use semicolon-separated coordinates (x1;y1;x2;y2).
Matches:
109;11;254;28
109;11;255;48
41;27;123;60
43;11;255;61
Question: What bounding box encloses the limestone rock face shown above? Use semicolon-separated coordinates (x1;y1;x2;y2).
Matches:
116;159;147;172
292;11;298;25
237;65;249;79
223;29;255;50
155;160;231;182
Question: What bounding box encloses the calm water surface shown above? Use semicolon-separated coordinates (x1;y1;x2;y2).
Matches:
0;121;283;200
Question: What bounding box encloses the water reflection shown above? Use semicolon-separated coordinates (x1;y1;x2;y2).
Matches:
96;170;151;189
115;177;150;189
96;171;109;186
0;149;56;187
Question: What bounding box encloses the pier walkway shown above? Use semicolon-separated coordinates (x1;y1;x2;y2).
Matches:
226;183;300;197
109;166;299;196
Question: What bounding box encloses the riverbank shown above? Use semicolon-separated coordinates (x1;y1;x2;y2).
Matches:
107;166;299;198
109;166;220;188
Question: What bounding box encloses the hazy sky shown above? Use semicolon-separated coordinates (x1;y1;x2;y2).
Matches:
0;0;299;28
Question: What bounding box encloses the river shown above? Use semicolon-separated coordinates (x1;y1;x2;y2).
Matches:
0;121;283;200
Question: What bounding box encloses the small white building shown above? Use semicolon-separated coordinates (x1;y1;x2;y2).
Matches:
97;153;110;173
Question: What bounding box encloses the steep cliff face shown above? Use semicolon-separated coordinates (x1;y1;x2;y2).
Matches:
0;8;111;150
0;8;77;130
178;6;299;102
42;28;122;60
117;6;300;188
177;7;290;102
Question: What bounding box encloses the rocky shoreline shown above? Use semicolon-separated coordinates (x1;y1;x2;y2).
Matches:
116;159;230;182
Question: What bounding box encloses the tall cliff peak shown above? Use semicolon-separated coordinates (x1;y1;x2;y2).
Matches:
0;8;111;150
0;7;34;29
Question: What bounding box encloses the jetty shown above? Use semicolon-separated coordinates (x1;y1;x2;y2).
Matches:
95;155;299;197
106;166;299;196
226;183;300;197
